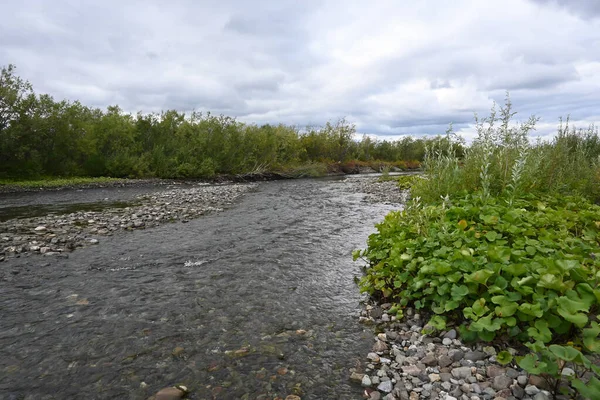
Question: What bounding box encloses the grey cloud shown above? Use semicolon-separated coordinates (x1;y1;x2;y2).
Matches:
0;0;599;140
530;0;600;19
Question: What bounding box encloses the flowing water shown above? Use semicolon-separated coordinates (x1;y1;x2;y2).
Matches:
0;177;401;400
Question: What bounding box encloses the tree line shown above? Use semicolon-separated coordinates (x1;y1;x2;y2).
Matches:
0;64;460;179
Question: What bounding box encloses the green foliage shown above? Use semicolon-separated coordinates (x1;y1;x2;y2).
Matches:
0;64;446;180
0;176;122;189
356;193;600;347
356;193;600;397
411;95;600;204
378;174;423;190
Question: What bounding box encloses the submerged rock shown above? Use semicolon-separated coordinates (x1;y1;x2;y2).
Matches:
149;385;188;400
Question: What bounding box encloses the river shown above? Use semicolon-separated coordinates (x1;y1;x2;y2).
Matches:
0;176;402;400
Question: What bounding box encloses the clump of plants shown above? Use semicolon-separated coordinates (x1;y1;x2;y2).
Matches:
355;193;600;395
377;174;423;190
357;96;600;398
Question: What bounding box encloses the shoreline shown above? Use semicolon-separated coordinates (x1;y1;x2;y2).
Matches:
0;168;422;194
352;298;555;400
0;182;258;262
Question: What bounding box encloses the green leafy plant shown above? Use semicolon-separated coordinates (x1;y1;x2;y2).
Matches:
355;192;600;397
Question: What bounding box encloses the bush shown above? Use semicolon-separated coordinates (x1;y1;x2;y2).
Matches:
411;97;600;204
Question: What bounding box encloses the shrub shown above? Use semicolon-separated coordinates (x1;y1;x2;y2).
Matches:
411;97;600;204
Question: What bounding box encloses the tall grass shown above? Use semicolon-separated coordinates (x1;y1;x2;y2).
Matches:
412;96;600;203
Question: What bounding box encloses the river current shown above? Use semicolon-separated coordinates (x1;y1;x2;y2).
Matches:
0;177;401;400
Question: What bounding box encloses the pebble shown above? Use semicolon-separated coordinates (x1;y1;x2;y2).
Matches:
452;367;472;380
362;375;373;387
444;329;457;340
377;380;393;393
524;385;540;395
0;183;256;260
533;392;550;400
492;375;513;390
151;386;188;400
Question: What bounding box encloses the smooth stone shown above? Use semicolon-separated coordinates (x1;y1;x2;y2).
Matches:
449;349;465;361
532;393;550;400
439;355;453;368
512;384;525;399
516;376;528;387
487;365;506;378
421;354;437;366
440;372;453;382
350;372;365;383
370;391;381;400
452;367;473;380
442;338;453;346
362;375;373;387
153;386;187;400
464;351;487;362
378;380;394;393
444;329;458;340
524;385;540;395
561;367;575;377
492;376;513;391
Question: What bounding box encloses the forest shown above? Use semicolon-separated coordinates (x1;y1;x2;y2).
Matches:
0;64;455;180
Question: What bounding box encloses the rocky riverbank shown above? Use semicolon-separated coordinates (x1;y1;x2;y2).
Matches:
0;183;256;261
351;299;565;400
348;178;410;205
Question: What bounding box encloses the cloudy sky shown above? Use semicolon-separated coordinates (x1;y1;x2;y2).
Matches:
1;0;599;140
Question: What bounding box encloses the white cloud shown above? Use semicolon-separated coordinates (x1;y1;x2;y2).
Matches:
0;0;598;141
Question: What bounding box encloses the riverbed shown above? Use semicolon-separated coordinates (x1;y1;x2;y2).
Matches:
0;176;406;400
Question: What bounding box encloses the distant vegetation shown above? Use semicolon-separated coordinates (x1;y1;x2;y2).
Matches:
0;64;451;180
357;98;600;397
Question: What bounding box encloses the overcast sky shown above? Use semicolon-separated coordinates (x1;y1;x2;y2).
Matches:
1;0;599;141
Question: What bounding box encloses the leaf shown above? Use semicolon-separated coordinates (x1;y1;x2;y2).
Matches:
457;219;467;230
517;353;544;375
537;274;567;292
518;303;544;318
482;215;499;225
583;322;600;352
495;303;518;317
496;351;513;365
485;231;499;242
472;298;489;317
450;284;469;299
527;320;552;343
572;377;600;400
465;269;495;285
548;345;585;363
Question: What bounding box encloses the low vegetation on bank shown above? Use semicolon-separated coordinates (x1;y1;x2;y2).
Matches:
0;64;436;181
356;98;600;398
